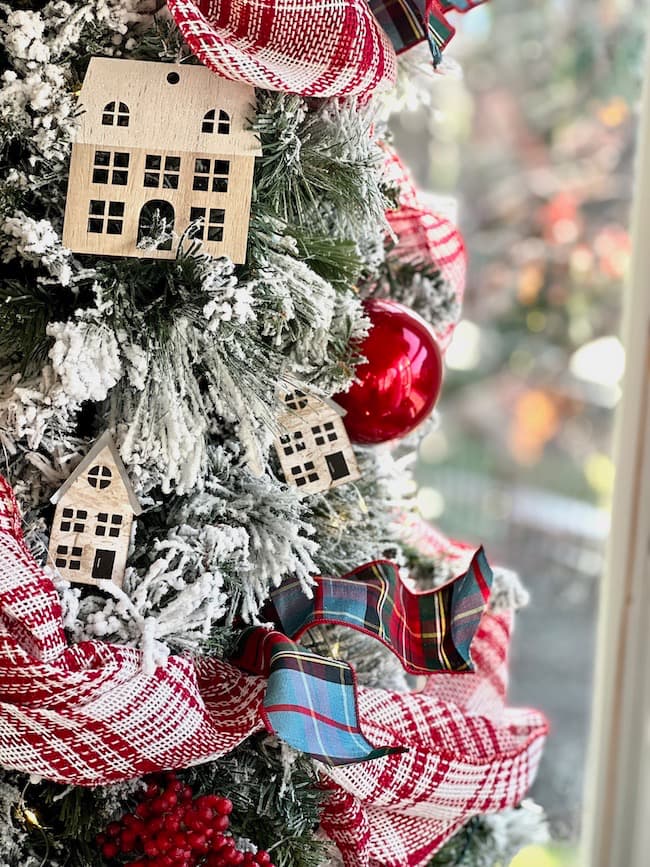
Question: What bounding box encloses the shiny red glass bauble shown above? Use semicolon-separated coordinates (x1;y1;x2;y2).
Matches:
334;299;443;444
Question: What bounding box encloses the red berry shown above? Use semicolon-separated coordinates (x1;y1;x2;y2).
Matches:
188;832;208;854
106;822;121;838
163;813;181;834
151;796;169;815
148;815;166;835
226;851;245;866
181;786;193;802
171;831;187;848
120;830;138;853
156;832;174;853
212;815;230;833
210;833;227;851
136;802;150;819
161;792;178;811
195;797;214;820
214;797;233;816
185;810;204;831
144;838;160;857
255;852;272;865
101;840;119;859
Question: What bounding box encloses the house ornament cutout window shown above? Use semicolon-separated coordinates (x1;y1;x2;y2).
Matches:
62;58;261;264
47;432;143;589
202;109;230;134
102;101;129;127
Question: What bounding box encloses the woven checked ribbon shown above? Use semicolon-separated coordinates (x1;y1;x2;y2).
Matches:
0;476;266;785
168;0;491;98
0;474;546;867
316;514;549;865
234;550;492;763
382;146;467;349
168;0;398;98
320;608;548;866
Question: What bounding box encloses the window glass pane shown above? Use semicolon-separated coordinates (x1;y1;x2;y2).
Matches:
390;4;643;861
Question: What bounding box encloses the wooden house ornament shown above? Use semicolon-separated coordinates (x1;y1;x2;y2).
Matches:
62;58;261;264
275;390;361;495
48;432;142;589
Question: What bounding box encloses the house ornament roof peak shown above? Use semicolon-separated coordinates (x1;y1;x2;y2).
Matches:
50;431;142;516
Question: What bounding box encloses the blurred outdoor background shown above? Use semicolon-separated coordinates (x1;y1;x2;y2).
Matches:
391;0;645;863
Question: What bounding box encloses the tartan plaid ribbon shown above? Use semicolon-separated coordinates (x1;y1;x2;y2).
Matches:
235;628;400;764
369;0;455;64
272;550;492;673
233;549;492;764
319;609;548;866
439;0;488;12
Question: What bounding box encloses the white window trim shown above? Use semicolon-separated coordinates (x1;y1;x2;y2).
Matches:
581;43;650;867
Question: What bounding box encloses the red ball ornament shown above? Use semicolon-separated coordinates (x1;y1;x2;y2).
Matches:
335;299;443;444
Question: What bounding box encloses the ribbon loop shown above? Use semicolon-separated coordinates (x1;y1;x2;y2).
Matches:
234;550;493;764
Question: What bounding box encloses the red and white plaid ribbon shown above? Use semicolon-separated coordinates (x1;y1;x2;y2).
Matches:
320;610;548;866
168;0;397;98
0;475;545;867
0;476;265;785
383;146;467;350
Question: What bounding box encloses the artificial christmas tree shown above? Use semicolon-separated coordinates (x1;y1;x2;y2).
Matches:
0;2;547;866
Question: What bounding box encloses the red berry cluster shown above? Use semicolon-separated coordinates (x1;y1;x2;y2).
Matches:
96;773;276;867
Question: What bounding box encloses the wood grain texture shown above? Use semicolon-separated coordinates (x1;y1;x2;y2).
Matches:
62;58;260;264
274;391;361;495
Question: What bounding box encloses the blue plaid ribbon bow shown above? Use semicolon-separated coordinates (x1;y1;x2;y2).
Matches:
233;548;493;765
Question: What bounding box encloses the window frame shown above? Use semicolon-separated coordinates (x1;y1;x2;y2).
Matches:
581;44;650;867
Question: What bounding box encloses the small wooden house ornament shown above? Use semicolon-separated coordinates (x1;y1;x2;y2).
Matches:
275;390;361;495
47;432;142;589
62;58;261;263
